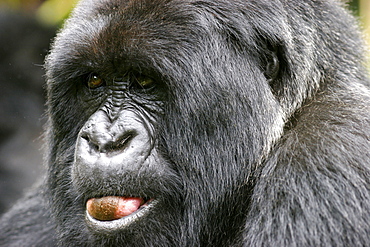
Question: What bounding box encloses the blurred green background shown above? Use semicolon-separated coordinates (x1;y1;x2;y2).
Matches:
0;0;77;26
349;0;370;45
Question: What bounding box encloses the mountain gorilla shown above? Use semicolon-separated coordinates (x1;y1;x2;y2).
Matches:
1;0;370;246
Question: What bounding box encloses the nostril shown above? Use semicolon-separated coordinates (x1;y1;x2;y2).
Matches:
105;131;136;153
80;130;137;154
81;134;90;143
81;134;100;152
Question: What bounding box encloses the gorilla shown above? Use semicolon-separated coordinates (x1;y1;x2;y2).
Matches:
1;0;369;246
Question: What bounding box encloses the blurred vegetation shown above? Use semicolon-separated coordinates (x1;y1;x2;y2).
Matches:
359;0;370;42
36;0;78;26
0;0;77;26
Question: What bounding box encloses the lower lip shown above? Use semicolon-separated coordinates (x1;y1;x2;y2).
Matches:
85;199;158;233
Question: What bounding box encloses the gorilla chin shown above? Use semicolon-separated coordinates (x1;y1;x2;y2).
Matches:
0;0;369;246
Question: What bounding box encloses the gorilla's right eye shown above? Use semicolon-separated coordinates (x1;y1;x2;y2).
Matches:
87;74;105;89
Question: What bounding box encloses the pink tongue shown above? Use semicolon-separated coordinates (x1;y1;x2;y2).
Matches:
86;196;144;221
115;197;143;218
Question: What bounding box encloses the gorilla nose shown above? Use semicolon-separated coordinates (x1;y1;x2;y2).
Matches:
73;109;153;174
81;130;135;154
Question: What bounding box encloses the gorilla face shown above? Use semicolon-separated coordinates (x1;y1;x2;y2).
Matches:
71;74;172;233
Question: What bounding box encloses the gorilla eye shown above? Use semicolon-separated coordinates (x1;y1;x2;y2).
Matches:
87;74;105;89
134;76;154;89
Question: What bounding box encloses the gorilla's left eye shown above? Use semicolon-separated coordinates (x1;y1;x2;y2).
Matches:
87;74;105;89
134;76;154;89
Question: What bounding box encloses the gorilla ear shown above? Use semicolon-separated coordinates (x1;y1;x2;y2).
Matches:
263;45;280;82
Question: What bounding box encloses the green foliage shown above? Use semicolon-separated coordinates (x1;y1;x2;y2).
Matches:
348;0;360;16
36;0;78;26
0;0;77;26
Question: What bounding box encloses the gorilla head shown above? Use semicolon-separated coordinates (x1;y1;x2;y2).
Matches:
1;0;369;246
46;0;290;244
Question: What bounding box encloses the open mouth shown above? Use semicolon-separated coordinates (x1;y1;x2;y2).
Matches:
85;196;157;232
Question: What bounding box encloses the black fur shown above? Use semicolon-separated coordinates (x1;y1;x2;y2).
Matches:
1;0;370;246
